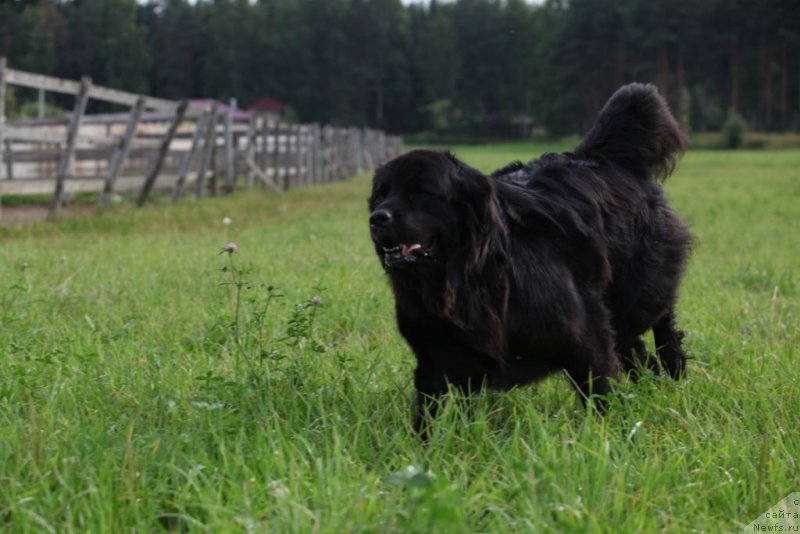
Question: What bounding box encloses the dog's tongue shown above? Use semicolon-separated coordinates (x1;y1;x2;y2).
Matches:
401;243;422;257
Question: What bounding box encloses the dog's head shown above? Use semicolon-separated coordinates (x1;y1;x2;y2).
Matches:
368;149;510;357
368;150;498;270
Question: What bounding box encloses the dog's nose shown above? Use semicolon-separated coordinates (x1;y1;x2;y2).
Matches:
369;209;392;226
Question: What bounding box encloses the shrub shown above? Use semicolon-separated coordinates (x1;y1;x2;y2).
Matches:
723;112;748;149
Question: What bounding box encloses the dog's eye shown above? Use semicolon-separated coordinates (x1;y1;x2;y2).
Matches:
372;186;388;205
410;190;441;202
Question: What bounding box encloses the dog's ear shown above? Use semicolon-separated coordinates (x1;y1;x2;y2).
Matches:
444;153;505;266
445;154;489;218
441;153;509;361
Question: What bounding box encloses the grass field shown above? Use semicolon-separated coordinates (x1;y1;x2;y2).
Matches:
1;142;798;532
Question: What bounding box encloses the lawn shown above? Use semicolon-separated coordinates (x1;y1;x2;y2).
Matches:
1;142;798;532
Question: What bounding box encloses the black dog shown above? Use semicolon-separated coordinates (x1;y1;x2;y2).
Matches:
368;83;693;433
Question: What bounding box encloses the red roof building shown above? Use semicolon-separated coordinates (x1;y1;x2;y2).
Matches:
249;97;286;114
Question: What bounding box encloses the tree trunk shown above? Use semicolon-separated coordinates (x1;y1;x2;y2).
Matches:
779;39;788;130
760;40;773;131
729;40;740;113
613;33;625;88
675;43;685;117
797;51;800;131
375;81;384;125
657;45;670;104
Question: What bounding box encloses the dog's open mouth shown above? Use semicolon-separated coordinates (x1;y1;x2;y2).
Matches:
382;242;436;266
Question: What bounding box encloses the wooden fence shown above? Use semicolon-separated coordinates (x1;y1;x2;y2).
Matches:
0;58;403;220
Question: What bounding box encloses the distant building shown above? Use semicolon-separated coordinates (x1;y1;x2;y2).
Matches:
189;99;250;120
248;96;286;123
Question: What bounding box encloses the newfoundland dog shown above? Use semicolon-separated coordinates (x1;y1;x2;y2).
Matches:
368;83;693;433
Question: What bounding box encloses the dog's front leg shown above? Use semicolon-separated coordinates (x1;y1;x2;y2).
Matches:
412;364;447;438
412;354;490;439
398;314;491;438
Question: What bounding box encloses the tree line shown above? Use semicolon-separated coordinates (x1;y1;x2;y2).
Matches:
1;0;799;136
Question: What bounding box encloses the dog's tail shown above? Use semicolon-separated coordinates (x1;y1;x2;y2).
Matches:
574;83;687;182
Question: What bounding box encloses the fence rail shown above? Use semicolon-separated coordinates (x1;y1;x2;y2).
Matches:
0;58;403;220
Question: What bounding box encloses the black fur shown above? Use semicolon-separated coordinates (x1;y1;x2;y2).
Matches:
368;83;693;434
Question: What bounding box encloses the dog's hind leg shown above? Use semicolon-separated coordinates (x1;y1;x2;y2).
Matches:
632;337;661;375
564;299;621;412
618;335;661;380
653;309;687;379
565;365;616;413
564;348;619;414
616;334;638;378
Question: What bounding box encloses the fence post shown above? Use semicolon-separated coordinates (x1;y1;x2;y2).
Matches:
285;124;292;189
271;123;283;190
330;128;337;181
339;129;346;179
137;100;188;207
0;57;5;219
172;109;208;202
311;123;320;185
358;129;367;173
303;126;311;186
318;124;324;185
352;128;360;175
323;126;331;183
244;114;256;189
209;123;219;197
100;96;145;207
345;129;352;178
344;129;348;178
288;124;294;189
49;75;91;220
297;124;305;186
37;87;45;119
281;123;289;190
347;128;354;175
329;128;335;181
195;103;218;198
335;128;342;180
0;57;6;182
337;128;346;180
290;124;300;189
304;125;312;186
3;140;11;180
223;109;234;191
260;116;269;181
333;128;340;181
297;125;305;186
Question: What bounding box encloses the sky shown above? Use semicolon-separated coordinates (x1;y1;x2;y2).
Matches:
401;0;543;3
140;0;544;5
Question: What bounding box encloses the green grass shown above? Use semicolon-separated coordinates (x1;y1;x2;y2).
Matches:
1;142;798;532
